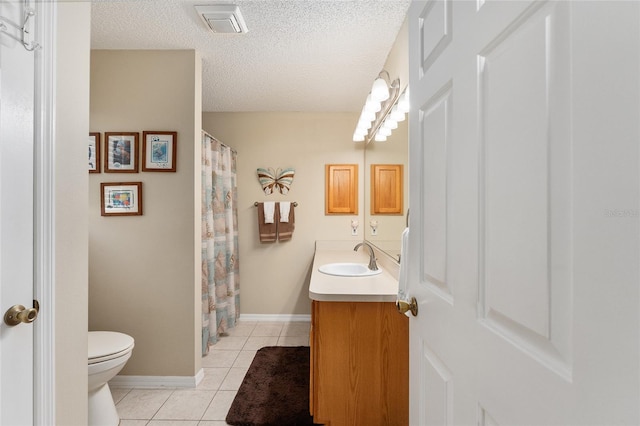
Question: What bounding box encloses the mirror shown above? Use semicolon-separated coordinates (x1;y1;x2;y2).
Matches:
362;19;409;263
363;116;408;263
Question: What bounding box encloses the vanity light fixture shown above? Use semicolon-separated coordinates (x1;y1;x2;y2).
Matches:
353;70;409;143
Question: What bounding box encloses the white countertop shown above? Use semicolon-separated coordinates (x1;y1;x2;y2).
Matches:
309;241;400;302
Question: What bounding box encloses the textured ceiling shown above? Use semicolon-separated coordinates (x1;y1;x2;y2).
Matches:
91;0;410;112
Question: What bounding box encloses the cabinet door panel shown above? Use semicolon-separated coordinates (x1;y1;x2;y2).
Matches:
311;301;408;425
325;164;358;214
372;164;404;214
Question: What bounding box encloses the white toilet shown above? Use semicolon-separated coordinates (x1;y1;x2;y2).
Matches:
88;331;135;426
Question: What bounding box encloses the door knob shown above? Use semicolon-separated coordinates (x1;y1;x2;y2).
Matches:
4;300;39;326
396;297;418;317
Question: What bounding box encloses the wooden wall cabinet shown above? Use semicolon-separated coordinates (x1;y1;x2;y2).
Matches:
310;300;409;425
371;164;403;215
325;164;358;215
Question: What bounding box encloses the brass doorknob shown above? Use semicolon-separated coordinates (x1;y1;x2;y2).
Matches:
396;297;418;317
4;301;39;326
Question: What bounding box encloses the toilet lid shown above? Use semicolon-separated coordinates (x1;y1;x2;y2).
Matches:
88;331;134;364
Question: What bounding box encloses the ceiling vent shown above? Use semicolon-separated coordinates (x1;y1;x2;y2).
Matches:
195;4;248;34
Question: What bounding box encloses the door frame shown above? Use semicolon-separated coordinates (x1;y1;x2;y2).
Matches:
33;0;56;423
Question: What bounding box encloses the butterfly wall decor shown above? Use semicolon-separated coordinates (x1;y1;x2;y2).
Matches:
257;167;295;195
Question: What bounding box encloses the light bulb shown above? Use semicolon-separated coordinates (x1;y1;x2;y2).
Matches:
358;118;372;130
390;105;406;122
374;133;387;142
378;127;392;137
371;77;390;102
356;124;370;135
360;109;376;122
383;118;398;130
354;126;368;136
364;94;382;113
353;132;365;142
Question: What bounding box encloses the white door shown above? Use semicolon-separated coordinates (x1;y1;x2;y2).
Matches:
407;1;639;424
0;0;36;424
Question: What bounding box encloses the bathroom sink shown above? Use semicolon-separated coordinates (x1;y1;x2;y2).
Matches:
318;262;382;277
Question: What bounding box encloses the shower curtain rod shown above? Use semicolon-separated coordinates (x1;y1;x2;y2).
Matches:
220;142;237;154
202;130;237;154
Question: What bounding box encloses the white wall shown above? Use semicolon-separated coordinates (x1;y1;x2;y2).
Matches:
55;2;91;424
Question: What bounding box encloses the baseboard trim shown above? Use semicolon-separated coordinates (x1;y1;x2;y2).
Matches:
110;368;205;389
108;315;311;388
239;314;311;322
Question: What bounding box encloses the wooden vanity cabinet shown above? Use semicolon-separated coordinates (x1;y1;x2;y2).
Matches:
310;300;409;426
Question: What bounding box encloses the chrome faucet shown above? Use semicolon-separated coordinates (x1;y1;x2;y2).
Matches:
354;242;378;271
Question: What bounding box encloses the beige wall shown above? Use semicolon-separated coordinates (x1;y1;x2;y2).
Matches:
89;50;202;376
202;112;364;315
55;3;91;424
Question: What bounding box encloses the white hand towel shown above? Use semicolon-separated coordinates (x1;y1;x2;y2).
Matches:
398;227;411;317
279;201;291;223
263;201;276;224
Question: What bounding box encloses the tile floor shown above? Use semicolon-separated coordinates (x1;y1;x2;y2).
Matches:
111;320;311;426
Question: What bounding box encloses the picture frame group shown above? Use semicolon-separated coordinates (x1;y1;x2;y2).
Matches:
91;131;176;218
89;131;177;173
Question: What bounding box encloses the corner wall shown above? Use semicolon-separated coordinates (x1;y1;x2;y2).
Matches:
55;2;91;424
202;112;364;316
89;50;201;376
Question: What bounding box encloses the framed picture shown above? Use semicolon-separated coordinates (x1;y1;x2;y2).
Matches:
89;133;101;173
142;131;177;172
100;182;143;216
104;132;139;173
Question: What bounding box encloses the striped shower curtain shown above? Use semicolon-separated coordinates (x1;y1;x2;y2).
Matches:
201;131;239;355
